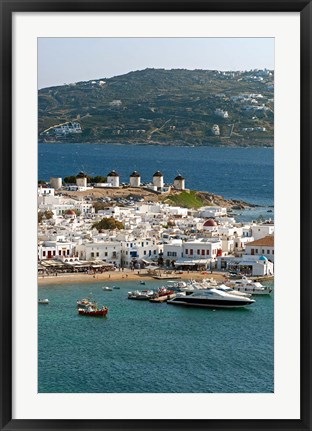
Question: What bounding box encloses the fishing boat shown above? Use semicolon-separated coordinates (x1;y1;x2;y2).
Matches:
149;287;175;302
38;299;49;304
78;305;109;317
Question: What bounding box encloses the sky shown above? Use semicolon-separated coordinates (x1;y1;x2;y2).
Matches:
38;37;274;89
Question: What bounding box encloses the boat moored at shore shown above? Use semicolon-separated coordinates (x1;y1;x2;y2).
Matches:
167;288;255;308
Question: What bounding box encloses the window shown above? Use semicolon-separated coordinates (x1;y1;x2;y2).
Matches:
59;250;61;255
96;252;99;257
262;249;265;254
267;250;270;254
104;252;108;257
43;251;46;257
272;250;274;255
197;249;200;255
206;250;209;255
91;252;94;258
201;250;205;256
255;249;258;253
185;249;188;255
144;251;146;255
190;249;193;255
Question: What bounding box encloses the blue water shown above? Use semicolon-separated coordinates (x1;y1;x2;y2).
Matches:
38;280;274;393
38;144;274;206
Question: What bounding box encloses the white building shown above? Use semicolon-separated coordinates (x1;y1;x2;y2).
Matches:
107;171;120;188
76;241;121;266
217;255;274;276
245;235;274;262
38;240;76;260
251;224;274;241
211;124;220;136
76;172;87;188
120;237;161;267
215;108;229;118
198;206;227;218
130;171;141;187
173;175;185;190
152;171;164;189
38;186;55;197
50;177;62;189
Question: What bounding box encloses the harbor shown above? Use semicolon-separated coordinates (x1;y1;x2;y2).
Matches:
38;279;274;393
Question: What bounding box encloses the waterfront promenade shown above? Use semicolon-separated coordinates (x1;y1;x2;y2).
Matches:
38;269;227;286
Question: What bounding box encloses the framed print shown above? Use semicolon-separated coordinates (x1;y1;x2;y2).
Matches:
1;0;311;430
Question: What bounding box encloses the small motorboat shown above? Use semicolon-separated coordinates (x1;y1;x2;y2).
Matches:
113;286;120;289
128;289;154;300
139;281;146;285
38;299;49;304
77;298;97;309
226;276;272;295
102;286;113;291
78;305;108;317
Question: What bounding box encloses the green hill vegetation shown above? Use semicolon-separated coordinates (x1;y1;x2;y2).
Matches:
39;68;274;147
163;190;206;209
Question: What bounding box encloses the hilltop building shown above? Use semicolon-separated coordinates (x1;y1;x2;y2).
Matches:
107;171;120;188
173;175;185;190
50;177;62;190
76;172;87;188
153;171;164;189
130;171;141;188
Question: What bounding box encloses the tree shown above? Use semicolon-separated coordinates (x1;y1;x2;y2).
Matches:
92;217;124;231
63;176;77;184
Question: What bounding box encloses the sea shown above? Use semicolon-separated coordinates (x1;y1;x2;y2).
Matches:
38;280;274;393
38;143;274;393
38;143;274;222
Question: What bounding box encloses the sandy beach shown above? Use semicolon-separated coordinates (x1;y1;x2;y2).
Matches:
38;269;227;286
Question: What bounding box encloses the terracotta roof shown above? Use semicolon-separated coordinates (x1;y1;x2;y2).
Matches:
247;235;274;247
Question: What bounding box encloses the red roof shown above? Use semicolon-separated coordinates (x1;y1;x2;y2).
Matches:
203;219;217;227
247;235;274;247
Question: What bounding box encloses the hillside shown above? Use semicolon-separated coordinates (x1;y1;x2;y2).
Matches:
38;68;274;147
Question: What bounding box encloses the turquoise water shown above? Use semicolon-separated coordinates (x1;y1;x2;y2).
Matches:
38;280;274;393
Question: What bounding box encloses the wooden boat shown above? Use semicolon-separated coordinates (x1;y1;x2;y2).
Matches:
78;306;108;317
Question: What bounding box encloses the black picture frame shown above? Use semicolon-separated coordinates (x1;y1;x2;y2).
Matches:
1;1;311;430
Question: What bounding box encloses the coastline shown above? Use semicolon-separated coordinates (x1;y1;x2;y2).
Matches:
38;270;227;286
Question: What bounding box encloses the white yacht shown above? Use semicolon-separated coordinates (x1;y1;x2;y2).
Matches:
226;276;272;295
167;288;255;308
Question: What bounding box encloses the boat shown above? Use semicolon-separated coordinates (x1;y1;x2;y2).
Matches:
149;287;176;302
102;286;113;291
128;289;154;300
226;276;272;295
215;284;252;298
113;286;120;289
77;298;97;309
78;305;108;317
167;288;255;309
139;281;146;285
38;299;49;304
